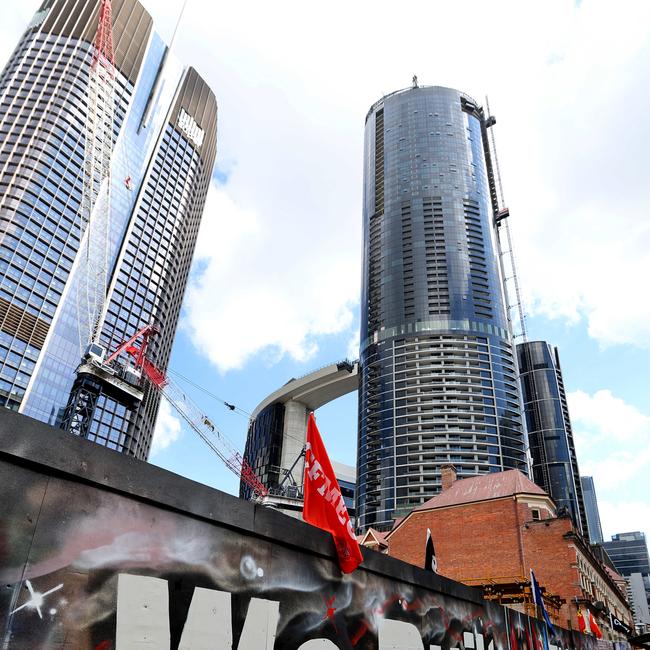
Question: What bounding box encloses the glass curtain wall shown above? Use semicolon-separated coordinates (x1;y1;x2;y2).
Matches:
358;86;527;531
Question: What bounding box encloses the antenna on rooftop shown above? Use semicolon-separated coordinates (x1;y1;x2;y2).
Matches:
169;0;189;48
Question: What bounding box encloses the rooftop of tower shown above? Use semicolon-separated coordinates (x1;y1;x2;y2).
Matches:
365;84;482;122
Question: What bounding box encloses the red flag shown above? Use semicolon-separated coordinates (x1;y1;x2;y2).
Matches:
303;413;363;573
588;610;602;639
577;609;586;634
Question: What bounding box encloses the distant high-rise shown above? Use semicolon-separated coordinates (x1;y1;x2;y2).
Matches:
627;573;650;632
358;85;528;531
0;0;216;458
603;532;650;577
581;475;604;544
603;532;650;631
517;341;588;536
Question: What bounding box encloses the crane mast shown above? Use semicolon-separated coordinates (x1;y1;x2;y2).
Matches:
485;98;528;342
77;0;116;354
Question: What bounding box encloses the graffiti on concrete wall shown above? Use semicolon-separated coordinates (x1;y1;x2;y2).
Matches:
0;461;626;649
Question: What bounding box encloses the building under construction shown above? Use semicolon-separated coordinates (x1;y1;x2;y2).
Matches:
0;0;217;459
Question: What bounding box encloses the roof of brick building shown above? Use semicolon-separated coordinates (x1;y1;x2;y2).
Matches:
357;527;389;548
414;469;547;512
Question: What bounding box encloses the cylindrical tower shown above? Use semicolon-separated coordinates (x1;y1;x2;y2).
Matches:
517;340;588;536
358;85;527;530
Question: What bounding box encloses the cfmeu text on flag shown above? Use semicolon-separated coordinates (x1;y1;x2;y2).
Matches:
303;413;363;573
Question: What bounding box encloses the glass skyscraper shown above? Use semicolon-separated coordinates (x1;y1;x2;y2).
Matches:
603;533;650;633
358;85;527;531
0;0;216;459
603;532;650;577
581;475;604;544
517;341;588;536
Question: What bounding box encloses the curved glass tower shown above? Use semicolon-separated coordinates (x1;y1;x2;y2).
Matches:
517;340;587;535
358;85;527;530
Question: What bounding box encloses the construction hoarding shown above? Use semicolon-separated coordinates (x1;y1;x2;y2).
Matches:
0;411;628;649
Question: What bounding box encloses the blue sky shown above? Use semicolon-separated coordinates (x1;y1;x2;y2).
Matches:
3;1;649;544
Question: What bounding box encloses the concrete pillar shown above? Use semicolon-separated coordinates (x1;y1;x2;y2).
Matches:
280;400;309;485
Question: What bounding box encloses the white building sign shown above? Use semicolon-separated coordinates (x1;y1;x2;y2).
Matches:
177;108;205;148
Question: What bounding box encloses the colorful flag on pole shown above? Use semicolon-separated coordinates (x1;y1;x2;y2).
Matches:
424;528;437;572
577;608;587;634
530;570;554;633
303;413;363;573
588;610;602;639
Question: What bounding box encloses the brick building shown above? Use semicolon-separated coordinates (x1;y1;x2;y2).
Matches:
358;528;389;553
385;466;633;641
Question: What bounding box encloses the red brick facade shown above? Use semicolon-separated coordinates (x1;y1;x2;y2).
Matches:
385;471;633;640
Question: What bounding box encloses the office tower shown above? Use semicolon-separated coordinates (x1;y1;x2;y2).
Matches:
604;532;650;630
581;475;604;544
516;341;588;536
603;532;650;577
358;84;527;531
0;0;216;459
627;573;650;632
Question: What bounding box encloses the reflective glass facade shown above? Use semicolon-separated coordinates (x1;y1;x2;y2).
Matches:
603;532;650;577
581;475;604;544
358;86;527;530
517;341;588;535
604;532;650;623
0;1;216;459
241;402;285;499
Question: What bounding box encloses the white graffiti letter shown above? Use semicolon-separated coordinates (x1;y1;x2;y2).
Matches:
116;574;170;649
116;574;280;650
379;619;425;649
238;597;280;649
178;587;232;649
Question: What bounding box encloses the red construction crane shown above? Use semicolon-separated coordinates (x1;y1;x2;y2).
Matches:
106;323;268;501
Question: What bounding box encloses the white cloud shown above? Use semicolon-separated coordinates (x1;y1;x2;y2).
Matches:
1;4;646;372
568;389;650;540
569;389;650;444
138;0;650;371
184;184;358;372
150;397;182;455
346;330;360;362
500;2;650;347
569;388;650;488
598;500;650;544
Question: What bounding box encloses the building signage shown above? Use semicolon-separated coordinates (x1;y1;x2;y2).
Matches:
177;107;204;148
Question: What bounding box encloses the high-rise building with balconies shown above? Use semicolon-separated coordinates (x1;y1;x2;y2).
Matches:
357;84;527;530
